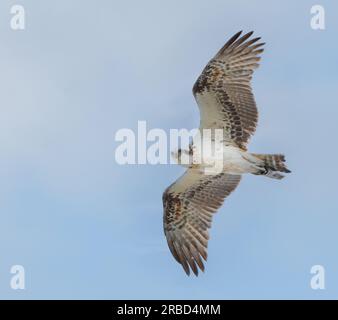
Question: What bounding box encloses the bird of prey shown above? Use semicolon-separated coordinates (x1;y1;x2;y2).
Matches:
162;31;290;276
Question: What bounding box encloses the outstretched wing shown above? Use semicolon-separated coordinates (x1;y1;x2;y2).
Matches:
163;169;241;276
193;31;265;150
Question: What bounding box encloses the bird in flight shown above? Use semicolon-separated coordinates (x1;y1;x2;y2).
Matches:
162;31;290;276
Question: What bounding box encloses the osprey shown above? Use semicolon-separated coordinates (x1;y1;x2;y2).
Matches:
162;31;290;276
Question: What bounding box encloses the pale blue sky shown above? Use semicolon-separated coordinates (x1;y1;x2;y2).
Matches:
0;0;338;299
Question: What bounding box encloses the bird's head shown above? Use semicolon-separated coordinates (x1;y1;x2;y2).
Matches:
171;148;182;164
171;148;192;166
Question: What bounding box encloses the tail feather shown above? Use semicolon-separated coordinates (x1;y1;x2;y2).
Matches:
252;153;291;179
265;170;285;180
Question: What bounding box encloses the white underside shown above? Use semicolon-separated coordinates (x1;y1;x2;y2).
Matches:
189;144;263;175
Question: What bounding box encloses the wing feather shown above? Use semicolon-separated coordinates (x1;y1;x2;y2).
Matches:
192;31;265;150
163;169;241;276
